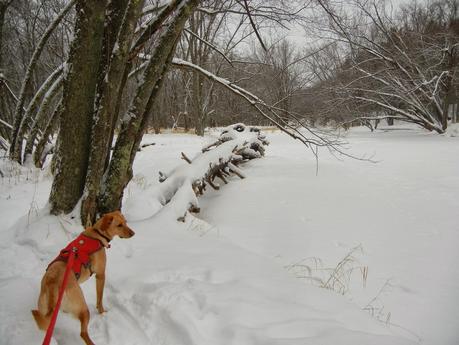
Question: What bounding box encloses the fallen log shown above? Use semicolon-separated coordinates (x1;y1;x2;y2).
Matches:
156;124;268;221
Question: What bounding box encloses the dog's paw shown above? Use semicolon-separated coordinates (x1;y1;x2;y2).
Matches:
97;305;107;314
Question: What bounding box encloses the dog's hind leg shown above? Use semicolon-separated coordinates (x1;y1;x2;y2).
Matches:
79;309;95;345
64;276;95;345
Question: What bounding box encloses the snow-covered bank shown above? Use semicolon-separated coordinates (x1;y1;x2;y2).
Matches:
1;126;456;345
199;126;459;344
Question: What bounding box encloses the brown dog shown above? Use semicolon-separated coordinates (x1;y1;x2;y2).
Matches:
32;210;135;345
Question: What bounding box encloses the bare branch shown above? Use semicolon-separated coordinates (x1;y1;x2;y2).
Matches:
241;0;267;51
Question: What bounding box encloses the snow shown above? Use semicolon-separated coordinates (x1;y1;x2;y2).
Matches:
1;125;458;345
446;122;459;137
199;125;459;344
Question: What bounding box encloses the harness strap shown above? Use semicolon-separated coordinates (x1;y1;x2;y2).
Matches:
48;234;104;279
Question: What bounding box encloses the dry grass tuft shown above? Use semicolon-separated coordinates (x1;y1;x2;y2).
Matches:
285;245;368;295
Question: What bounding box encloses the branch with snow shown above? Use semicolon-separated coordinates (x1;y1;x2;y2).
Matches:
170;58;341;150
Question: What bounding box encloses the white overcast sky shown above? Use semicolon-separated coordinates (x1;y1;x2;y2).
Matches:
281;0;414;51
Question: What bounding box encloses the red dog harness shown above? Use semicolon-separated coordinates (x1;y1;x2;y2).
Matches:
48;234;105;279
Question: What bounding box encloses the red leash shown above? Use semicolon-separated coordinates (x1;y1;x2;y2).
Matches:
42;247;77;345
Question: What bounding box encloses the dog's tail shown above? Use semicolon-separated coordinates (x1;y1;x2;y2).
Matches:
33;282;58;331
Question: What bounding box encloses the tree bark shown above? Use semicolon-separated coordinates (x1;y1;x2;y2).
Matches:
23;74;63;162
81;0;144;224
102;0;181;172
49;0;107;215
192;70;205;135
0;1;12;70
93;0;130;115
441;46;456;131
20;66;64;150
189;12;206;136
0;1;14;142
98;0;200;214
34;102;61;169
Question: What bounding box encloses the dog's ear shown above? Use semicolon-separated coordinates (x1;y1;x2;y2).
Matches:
99;214;114;232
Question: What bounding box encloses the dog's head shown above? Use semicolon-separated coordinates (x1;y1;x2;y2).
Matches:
95;211;135;240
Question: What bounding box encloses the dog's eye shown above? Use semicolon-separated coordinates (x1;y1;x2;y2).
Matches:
117;224;123;227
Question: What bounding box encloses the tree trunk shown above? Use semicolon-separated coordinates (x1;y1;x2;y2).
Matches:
184;112;190;132
0;84;12;141
0;1;12;70
188;12;206;136
21;65;64;149
98;0;200;214
81;0;144;224
23;74;63;162
101;0;182;173
92;0;130;116
9;0;76;163
192;70;205;136
49;0;107;215
441;46;456;132
34;102;61;168
0;1;13;143
454;102;458;123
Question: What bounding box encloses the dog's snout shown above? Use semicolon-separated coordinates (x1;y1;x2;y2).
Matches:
126;227;135;237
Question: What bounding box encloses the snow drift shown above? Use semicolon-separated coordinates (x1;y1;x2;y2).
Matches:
2;126;454;345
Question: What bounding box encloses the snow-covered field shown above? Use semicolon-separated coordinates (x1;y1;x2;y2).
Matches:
0;125;458;345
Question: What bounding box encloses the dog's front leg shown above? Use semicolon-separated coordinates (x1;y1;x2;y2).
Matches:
92;250;107;314
96;272;106;314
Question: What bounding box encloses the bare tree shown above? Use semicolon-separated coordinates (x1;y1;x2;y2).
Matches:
313;0;458;133
0;0;13;69
9;0;76;163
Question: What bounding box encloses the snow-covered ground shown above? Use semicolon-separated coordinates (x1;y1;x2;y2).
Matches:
0;125;457;345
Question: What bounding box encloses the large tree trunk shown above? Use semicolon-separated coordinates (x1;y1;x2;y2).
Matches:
98;0;200;214
81;0;144;225
49;0;107;215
